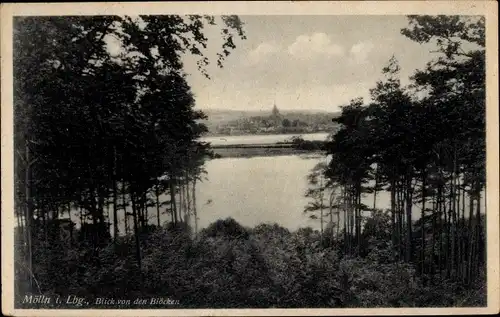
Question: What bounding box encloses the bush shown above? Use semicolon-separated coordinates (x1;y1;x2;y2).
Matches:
18;216;487;309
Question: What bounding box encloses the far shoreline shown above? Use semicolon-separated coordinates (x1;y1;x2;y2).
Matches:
201;130;333;138
209;143;326;159
210;148;325;159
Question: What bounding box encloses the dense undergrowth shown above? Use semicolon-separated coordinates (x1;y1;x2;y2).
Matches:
15;216;486;309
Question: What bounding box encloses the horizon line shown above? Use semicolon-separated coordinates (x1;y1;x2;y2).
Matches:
199;107;341;113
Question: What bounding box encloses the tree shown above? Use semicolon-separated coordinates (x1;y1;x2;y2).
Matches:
402;14;485;283
319;15;485;286
13;14;246;294
324;97;374;256
282;118;291;128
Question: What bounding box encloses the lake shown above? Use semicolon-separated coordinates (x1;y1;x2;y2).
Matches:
57;132;487;234
104;154;393;233
194;154;389;231
193;154;486;232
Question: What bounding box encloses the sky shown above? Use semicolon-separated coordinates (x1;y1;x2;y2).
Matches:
108;15;439;113
180;15;438;113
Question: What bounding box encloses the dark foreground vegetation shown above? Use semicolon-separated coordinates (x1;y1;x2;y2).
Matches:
15;216;485;309
13;14;486;309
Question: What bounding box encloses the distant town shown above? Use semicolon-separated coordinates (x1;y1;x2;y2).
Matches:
202;104;341;136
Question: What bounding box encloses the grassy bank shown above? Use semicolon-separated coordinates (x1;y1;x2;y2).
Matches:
211;138;327;158
211;146;320;158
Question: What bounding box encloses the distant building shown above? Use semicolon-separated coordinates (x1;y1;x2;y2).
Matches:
271;102;280;117
271;102;282;125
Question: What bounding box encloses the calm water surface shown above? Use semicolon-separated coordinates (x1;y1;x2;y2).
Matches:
182;154;485;231
196;155;329;230
85;154;390;233
194;154;391;231
57;134;486;234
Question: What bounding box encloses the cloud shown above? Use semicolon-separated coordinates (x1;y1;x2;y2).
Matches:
349;41;375;63
288;33;344;60
186;16;439;112
247;42;280;65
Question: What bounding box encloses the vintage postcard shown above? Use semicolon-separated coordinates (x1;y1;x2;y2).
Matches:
1;1;499;316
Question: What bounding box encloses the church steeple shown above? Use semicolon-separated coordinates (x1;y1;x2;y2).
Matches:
272;100;280;117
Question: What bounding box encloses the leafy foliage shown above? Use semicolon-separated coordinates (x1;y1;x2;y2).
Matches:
315;15;486;291
14;14;246;300
15;216;485;308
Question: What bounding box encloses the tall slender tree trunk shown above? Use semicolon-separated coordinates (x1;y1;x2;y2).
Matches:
170;201;174;224
460;181;466;282
171;178;178;224
390;179;397;257
357;190;362;255
67;202;73;246
349;190;355;255
186;173;191;230
42;203;48;244
373;164;378;211
474;191;482;279
16;212;22;237
343;186;348;255
397;182;404;260
144;192;148;228
466;188;475;284
24;141;34;290
97;187;106;244
319;175;324;246
122;184;128;235
430;193;436;281
456;176;462;280
79;205;83;229
437;183;443;277
421;171;426;275
444;153;454;279
179;180;184;221
192;178;198;236
131;193;142;270
155;184;161;227
450;162;457;279
112;147;118;241
405;174;413;263
329;190;335;244
336;194;340;240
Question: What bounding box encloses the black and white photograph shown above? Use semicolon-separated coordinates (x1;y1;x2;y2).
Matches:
1;1;499;316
